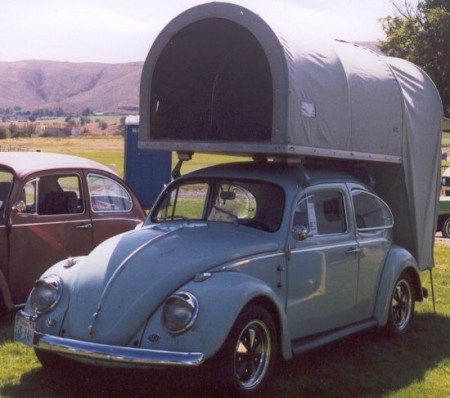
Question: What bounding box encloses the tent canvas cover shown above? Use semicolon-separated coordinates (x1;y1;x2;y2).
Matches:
139;2;443;270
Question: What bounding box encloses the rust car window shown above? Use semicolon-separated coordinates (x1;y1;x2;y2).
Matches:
37;174;83;215
0;170;13;211
22;179;37;213
88;174;133;212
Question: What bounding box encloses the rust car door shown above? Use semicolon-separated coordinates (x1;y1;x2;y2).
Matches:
8;171;93;302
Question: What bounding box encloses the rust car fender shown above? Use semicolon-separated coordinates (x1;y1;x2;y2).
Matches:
0;270;14;310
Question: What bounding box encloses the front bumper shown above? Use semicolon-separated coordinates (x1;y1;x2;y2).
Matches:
16;312;205;368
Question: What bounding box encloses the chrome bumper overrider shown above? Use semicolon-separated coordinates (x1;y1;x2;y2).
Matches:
34;332;205;367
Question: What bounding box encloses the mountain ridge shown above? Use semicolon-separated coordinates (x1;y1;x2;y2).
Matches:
0;60;143;114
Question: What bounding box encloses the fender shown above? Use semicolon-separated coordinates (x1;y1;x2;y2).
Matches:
374;244;422;327
140;271;293;361
0;269;14;310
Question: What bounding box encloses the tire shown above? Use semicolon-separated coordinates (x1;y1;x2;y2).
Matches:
217;305;277;396
442;216;450;239
386;273;415;336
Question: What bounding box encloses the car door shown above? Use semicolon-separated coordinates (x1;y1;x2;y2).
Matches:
286;185;359;339
0;168;13;291
351;188;393;320
8;171;92;303
86;172;144;248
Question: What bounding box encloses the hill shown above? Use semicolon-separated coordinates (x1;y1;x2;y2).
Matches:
0;43;381;116
0;60;143;114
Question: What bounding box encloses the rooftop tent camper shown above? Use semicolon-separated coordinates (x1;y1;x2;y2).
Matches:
139;2;442;270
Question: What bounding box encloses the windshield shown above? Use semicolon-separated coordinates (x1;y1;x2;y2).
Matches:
0;169;13;212
151;179;285;232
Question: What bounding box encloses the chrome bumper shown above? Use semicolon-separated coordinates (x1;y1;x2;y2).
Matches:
34;332;205;368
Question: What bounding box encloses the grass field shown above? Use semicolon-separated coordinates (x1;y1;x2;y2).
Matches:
0;137;449;397
0;136;248;177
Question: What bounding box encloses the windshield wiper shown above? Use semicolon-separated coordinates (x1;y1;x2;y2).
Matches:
212;205;239;225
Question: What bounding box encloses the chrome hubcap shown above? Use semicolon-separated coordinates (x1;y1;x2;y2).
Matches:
234;320;271;390
391;279;412;330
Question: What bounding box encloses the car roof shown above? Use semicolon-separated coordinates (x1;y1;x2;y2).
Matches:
181;160;366;190
0;152;115;177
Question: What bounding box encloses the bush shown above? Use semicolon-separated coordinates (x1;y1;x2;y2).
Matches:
0;126;10;139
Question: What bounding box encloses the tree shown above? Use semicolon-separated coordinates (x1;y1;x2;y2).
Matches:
380;0;450;116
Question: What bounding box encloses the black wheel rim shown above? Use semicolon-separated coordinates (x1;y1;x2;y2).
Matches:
233;319;271;390
391;279;413;331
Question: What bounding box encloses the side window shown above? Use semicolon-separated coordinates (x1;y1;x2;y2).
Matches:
88;174;132;212
22;179;37;213
0;170;13;212
37;174;83;215
352;190;393;230
294;191;346;236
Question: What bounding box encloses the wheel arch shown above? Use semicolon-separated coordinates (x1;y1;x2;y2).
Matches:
0;269;14;311
374;244;422;327
175;272;293;361
244;295;293;360
402;265;424;302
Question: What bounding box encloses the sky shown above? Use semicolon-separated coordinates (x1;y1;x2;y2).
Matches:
0;0;411;64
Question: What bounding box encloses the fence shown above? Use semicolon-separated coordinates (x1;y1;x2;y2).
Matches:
0;145;38;152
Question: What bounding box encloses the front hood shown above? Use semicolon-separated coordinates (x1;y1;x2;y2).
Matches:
64;222;279;344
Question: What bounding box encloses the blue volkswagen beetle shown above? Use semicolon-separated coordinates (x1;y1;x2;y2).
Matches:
15;160;424;395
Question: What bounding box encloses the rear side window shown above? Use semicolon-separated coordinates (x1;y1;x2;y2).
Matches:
88;174;132;212
352;190;393;230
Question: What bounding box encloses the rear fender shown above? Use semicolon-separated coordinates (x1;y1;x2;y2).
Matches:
374;245;422;326
140;271;293;361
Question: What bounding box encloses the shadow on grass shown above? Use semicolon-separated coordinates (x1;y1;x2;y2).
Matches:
1;312;449;398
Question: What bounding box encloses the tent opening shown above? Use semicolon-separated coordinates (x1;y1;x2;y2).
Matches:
151;18;273;142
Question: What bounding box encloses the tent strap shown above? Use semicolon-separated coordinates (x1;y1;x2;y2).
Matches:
428;269;436;313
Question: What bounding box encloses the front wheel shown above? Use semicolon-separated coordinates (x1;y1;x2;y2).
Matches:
386;273;415;336
217;305;277;396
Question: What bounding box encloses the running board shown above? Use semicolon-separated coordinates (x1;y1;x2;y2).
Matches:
291;319;378;355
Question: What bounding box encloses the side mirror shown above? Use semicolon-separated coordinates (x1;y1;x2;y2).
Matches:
292;224;310;241
12;200;27;213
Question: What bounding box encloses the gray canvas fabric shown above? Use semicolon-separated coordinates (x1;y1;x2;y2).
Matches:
139;2;442;269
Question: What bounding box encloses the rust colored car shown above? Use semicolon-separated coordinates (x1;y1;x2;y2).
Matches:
0;151;145;309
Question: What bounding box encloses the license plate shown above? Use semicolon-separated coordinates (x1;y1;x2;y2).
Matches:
14;313;35;346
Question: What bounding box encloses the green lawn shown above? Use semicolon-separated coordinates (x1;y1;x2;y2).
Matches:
0;137;449;397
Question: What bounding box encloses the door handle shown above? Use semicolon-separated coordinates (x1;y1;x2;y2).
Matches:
76;223;92;230
345;247;361;255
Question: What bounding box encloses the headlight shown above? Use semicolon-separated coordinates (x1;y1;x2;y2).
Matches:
162;292;199;334
30;275;63;314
